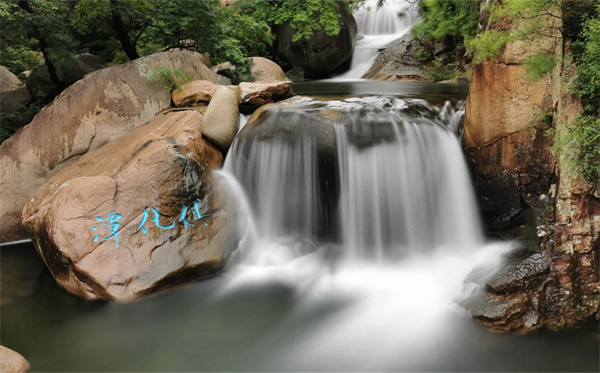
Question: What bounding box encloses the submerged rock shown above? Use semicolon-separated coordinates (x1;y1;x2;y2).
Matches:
22;110;241;301
0;51;218;243
0;345;30;373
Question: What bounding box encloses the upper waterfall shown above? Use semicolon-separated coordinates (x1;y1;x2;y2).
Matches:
337;0;419;79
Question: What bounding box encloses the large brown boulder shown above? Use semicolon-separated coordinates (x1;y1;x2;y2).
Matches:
0;51;219;243
276;5;357;78
22;110;241;301
464;37;557;232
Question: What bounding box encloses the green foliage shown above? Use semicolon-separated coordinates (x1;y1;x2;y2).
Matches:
1;0;274;91
524;52;555;81
238;0;351;42
570;2;600;114
467;30;511;62
148;67;193;93
424;61;461;82
561;1;600;182
0;101;43;144
554;115;600;181
414;46;432;62
411;0;479;45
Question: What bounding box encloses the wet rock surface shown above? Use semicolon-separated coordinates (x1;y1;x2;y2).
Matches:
363;33;429;81
462;248;552;332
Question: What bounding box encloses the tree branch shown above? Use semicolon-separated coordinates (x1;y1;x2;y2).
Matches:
110;0;140;60
18;0;65;91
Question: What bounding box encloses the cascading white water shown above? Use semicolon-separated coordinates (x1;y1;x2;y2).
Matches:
337;0;419;79
225;97;485;263
334;98;482;260
217;95;513;370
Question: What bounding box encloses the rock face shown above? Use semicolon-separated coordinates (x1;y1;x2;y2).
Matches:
22;110;241;301
545;49;600;330
276;5;357;78
202;86;240;152
0;65;23;92
239;81;293;114
363;33;429;81
463;5;599;332
0;51;219;243
464;61;556;229
0;345;30;373
249;57;290;82
172;80;218;107
462;248;552;332
210;57;288;85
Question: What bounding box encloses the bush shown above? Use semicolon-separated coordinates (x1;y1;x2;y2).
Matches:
524;52;555;81
467;30;511;62
424;60;461;82
148;67;193;93
555;115;600;181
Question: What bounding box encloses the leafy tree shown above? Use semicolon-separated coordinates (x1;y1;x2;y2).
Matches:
409;0;479;77
411;0;479;45
235;0;360;42
1;0;273;90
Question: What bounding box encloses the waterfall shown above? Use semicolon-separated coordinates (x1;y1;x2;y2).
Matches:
217;95;513;370
335;99;482;260
337;0;419;79
225;96;483;263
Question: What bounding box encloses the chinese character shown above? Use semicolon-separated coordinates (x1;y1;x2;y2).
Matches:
179;204;193;229
151;207;175;230
91;211;123;247
137;209;150;234
191;200;210;226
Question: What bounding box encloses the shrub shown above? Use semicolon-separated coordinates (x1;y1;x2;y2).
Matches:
424;60;461;82
524;52;555;82
148;67;193;93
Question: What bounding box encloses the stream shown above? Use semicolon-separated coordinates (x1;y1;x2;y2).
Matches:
1;1;599;372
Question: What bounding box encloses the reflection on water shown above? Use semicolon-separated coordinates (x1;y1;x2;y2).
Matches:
1;242;598;372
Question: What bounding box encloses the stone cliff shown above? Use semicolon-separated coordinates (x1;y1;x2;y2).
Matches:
463;3;599;332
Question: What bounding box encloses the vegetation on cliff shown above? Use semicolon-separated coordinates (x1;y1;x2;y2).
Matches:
414;0;599;182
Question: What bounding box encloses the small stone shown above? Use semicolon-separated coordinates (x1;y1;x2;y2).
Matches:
0;346;30;373
238;81;293;114
172;80;218;107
